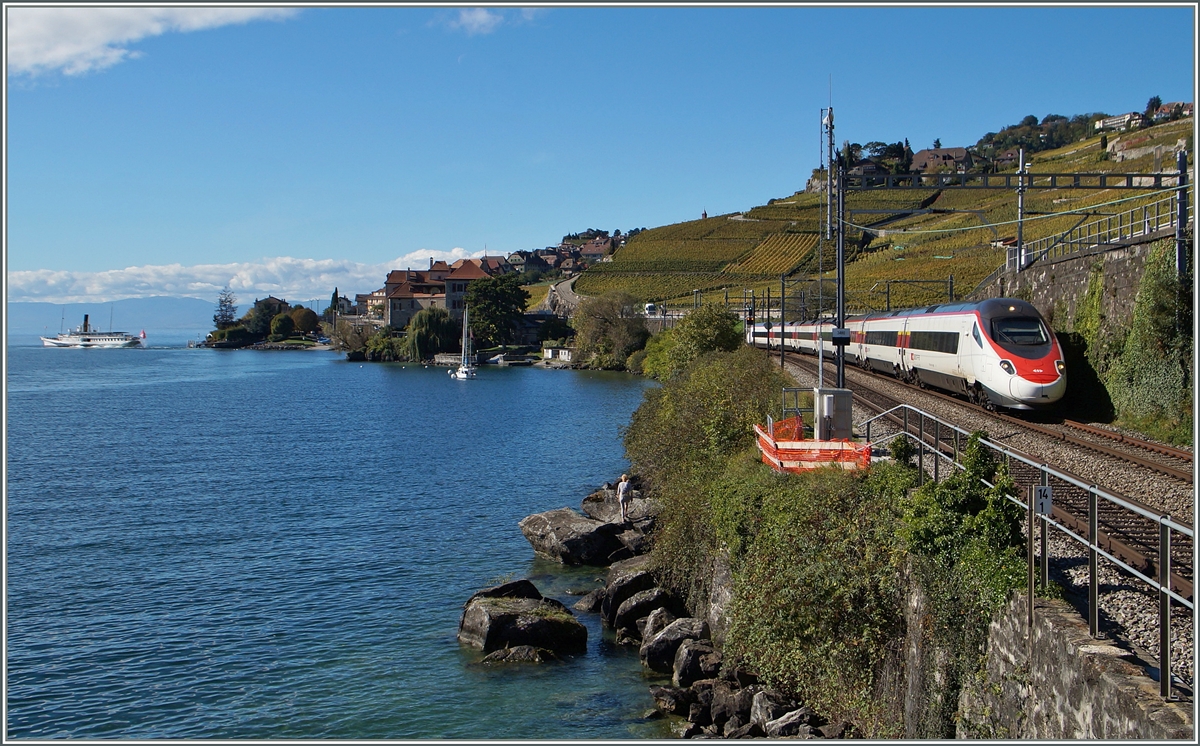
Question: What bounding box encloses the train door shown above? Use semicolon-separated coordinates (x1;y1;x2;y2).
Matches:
966;317;985;385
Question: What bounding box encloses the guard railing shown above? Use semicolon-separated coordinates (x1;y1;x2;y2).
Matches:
861;404;1193;699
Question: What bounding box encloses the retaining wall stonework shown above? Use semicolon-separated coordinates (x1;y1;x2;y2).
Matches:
957;593;1193;739
971;238;1162;333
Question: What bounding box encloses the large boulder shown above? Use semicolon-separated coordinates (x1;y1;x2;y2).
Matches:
601;558;657;626
572;588;605;613
649;685;696;717
673;638;722;688
613;587;676;638
764;707;818;738
616;527;652;557
481;645;560;664
639;617;709;673
464;579;542;604
458;591;587;654
519;508;623;566
750;689;798;728
581;488;659;528
710;682;758;728
642;607;677;642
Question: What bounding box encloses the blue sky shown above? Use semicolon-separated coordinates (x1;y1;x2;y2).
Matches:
5;4;1196;303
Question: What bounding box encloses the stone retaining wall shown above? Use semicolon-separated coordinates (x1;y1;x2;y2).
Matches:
957;593;1192;739
970;237;1166;332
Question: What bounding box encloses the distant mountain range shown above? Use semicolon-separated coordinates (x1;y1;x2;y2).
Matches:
6;296;216;335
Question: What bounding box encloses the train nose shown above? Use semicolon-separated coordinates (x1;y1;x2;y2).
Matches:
1010;374;1066;404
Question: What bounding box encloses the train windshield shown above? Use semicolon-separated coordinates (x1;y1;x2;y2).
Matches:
991;317;1048;346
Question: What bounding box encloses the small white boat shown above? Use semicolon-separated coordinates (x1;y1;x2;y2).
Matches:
449;305;477;380
41;314;144;348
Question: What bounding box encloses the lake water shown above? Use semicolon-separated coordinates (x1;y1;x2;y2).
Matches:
4;337;675;739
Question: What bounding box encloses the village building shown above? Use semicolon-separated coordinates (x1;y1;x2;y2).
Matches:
909;147;974;173
1093;112;1145;132
374;257;509;329
1153;101;1194;121
252;296;291;317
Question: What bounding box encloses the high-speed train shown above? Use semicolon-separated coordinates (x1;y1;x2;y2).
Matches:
748;298;1066;410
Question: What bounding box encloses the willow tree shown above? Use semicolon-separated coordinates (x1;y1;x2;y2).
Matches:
404;306;459;361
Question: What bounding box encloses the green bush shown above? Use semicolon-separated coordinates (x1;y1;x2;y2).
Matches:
665;303;743;375
625;348;647;374
271;313;295;338
898;433;1026;737
640;328;675;380
725;463;914;737
1103;241;1192;443
624;345;789;493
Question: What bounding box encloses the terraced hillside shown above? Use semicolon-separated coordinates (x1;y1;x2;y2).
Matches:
575;116;1193;312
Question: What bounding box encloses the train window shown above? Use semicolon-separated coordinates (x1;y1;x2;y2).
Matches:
909;331;959;354
991;318;1048;346
972;323;982;348
865;330;898;347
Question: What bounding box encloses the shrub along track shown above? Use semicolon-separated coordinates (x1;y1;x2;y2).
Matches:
779;349;1195;689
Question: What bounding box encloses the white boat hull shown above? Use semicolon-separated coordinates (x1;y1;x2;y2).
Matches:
41;335;142;348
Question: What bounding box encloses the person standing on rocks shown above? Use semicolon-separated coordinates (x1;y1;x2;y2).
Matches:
617;474;632;523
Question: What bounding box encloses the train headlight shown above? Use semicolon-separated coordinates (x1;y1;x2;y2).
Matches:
1055;359;1066;375
999;360;1015;375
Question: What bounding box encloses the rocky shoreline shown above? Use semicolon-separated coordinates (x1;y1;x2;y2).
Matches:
456;479;857;739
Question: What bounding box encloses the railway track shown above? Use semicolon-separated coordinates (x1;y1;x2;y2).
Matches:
782;351;1194;602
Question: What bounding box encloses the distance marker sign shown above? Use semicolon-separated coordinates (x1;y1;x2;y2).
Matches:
1034;485;1053;515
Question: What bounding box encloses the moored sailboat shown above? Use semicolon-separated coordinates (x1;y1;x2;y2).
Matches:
449;305;477;379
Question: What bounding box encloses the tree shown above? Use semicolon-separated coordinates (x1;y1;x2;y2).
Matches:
537;314;574;344
324;287;339;322
332;320;372;352
290;306;319;334
270;313;295;338
244;304;275;339
463;274;531;347
1145;96;1162;118
666;304;743;374
403;307;459;361
213;286;238;329
932;138;942;149
572;290;650;370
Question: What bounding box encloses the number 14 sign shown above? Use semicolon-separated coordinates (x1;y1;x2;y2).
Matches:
1034;485;1053;515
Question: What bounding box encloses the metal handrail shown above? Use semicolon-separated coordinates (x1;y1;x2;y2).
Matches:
1017;193;1193;268
860;404;1193;604
864;405;1190;539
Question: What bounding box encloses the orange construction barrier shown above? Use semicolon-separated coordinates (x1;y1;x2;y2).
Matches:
754;416;872;473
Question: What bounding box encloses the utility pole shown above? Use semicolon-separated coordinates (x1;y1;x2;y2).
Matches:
836;159;846;388
819;107;834;390
780;273;786;368
1176;149;1190;336
1016;148;1027;270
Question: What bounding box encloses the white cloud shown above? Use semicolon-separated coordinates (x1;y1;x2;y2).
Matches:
447;8;504;36
6;250;485;304
6;7;298;77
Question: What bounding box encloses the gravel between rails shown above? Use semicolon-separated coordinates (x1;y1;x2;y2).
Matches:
781;357;1196;692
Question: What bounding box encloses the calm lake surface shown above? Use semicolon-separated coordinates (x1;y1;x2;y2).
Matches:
5;338;674;739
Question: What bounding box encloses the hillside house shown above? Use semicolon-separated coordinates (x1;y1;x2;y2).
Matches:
1094;112;1144;132
355;290;386;318
579;238;613;262
253;296;291;317
849;158;888;176
910;148;974;173
1153;101;1194;121
995;148;1022;170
